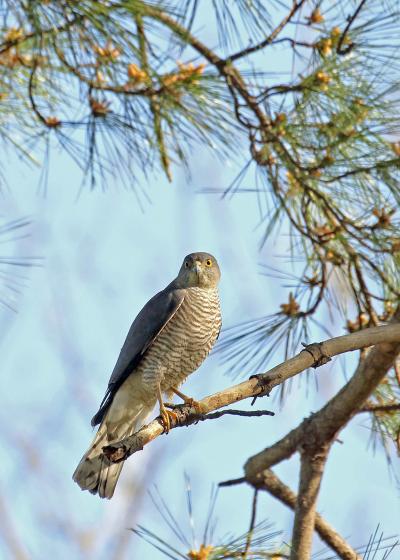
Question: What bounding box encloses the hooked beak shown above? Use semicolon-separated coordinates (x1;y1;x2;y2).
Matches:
193;260;202;277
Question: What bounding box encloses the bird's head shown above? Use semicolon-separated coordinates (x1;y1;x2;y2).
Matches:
177;252;221;289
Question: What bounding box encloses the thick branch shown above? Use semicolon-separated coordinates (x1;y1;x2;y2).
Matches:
290;447;329;560
103;323;400;463
245;309;400;486
259;469;361;560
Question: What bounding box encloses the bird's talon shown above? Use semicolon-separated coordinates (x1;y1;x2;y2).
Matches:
160;408;178;433
171;387;206;412
189;399;207;414
164;401;176;409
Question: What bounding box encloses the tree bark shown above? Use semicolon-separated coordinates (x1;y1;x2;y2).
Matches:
259;469;361;560
245;310;400;484
290;447;329;560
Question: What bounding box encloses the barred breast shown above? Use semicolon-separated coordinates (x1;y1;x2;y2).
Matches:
137;286;221;397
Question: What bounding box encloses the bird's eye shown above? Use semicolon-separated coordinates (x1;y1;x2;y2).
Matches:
184;261;189;268
205;259;212;267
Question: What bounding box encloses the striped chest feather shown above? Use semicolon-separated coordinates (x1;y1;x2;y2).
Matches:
139;287;221;390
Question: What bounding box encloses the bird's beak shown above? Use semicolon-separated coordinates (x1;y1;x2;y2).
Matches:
193;261;202;276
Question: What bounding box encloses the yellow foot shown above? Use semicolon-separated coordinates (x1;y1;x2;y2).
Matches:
159;407;178;434
184;398;207;414
171;387;206;413
163;402;176;409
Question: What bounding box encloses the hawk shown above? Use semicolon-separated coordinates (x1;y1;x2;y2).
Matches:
73;252;221;498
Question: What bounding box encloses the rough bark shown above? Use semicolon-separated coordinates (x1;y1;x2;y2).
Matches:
290;447;329;560
259;469;361;560
243;308;400;559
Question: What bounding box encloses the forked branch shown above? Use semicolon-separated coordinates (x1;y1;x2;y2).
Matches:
256;469;362;560
243;308;400;560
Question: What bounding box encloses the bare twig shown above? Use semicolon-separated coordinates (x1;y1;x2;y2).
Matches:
219;477;246;487
337;0;367;54
242;489;259;560
228;0;308;63
28;59;47;125
164;407;275;420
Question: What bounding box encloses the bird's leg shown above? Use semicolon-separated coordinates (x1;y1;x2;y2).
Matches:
157;384;178;434
171;387;206;413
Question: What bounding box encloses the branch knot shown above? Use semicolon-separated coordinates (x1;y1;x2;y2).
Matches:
301;342;332;368
249;374;273;405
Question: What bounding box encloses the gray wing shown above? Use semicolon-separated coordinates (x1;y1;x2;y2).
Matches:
91;286;185;426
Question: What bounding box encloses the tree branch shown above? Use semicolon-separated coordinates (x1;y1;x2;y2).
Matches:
227;0;308;63
143;6;223;67
243;489;259;560
358;403;400;414
290;446;329;560
164;408;275;420
241;309;400;559
257;469;362;560
244;308;400;485
143;4;272;130
337;0;367;55
103;323;400;463
0;15;83;55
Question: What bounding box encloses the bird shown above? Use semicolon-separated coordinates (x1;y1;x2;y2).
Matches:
73;252;222;499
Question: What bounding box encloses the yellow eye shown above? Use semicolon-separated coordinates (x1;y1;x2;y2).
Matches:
205;259;212;267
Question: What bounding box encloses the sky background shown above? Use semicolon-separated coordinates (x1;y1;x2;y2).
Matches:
0;2;399;559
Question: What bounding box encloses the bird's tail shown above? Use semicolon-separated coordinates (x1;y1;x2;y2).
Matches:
73;405;152;499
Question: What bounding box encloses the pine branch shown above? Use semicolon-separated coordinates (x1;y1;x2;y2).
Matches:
290;447;329;560
244;309;400;483
242;489;259;560
337;0;368;55
359;403;400;413
136;14;171;181
227;0;308;63
240;308;400;557
253;468;361;560
0;14;83;55
102;322;400;463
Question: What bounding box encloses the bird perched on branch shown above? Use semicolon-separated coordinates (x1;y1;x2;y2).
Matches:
73;252;221;499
